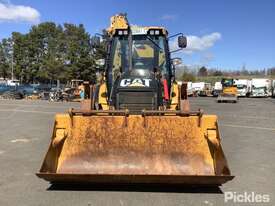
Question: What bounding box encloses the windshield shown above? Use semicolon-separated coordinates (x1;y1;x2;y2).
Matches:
222;79;234;87
237;84;247;89
110;35;168;76
253;86;266;90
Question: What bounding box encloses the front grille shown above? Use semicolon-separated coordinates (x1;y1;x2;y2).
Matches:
116;91;157;112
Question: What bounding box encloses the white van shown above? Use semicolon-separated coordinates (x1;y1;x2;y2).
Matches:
234;79;251;97
250;79;271;97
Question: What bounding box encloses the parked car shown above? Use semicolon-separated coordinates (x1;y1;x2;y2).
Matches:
7;79;20;86
0;85;9;95
16;84;36;96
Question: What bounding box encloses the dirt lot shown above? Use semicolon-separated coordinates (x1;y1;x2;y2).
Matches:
0;97;274;206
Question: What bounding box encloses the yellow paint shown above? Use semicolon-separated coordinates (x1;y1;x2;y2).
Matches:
223;86;237;95
170;83;179;110
40;111;231;177
107;15;129;35
106;14;168;37
52;129;67;147
98;83;109;110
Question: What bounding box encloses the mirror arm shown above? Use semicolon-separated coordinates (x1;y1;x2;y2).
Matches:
168;33;183;40
171;57;182;61
169;48;183;54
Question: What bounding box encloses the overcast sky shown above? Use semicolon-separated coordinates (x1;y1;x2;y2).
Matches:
0;0;274;70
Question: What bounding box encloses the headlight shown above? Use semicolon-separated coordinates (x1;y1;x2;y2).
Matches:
149;30;161;35
118;30;123;35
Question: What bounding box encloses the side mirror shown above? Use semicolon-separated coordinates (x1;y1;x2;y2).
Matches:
172;57;182;66
178;36;187;48
91;36;101;48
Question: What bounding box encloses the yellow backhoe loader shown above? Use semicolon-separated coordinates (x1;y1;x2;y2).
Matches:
217;78;238;103
37;14;233;185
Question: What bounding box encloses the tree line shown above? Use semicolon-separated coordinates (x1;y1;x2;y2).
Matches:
178;65;275;82
0;22;105;84
1;22;274;84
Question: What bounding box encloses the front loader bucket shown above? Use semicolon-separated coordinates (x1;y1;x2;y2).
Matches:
37;110;234;185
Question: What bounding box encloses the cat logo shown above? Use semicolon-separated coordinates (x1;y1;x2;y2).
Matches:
120;78;152;87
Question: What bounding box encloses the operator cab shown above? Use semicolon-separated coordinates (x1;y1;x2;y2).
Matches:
221;79;236;87
97;24;187;112
108;28;170;84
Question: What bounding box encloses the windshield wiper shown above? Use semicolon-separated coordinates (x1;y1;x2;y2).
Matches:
146;36;163;51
